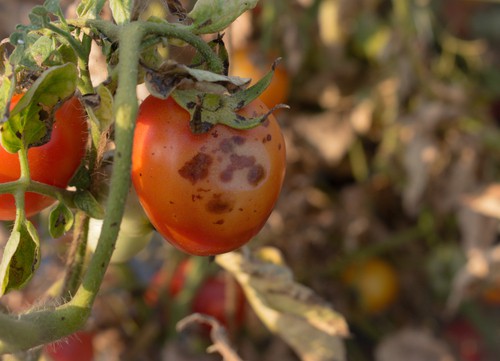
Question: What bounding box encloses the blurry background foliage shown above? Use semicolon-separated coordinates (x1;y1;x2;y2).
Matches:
3;0;500;360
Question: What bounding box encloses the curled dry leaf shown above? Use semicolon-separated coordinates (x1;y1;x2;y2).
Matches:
177;313;243;361
216;247;348;361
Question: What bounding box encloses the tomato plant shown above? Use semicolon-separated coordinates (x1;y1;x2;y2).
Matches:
341;258;399;315
229;46;290;109
43;332;94;361
131;95;286;256
0;94;87;220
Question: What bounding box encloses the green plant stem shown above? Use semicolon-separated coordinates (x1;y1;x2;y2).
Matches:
0;23;143;354
12;147;30;226
69;19;225;74
61;212;89;298
0;180;77;208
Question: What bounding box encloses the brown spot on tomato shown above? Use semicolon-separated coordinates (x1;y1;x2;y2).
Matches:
192;194;203;202
232;135;246;145
247;164;265;186
178;152;213;184
206;193;234;214
219;154;256;182
213;219;225;225
219;138;233;153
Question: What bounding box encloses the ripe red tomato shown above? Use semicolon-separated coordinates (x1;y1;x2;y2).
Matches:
229;46;290;109
131;95;286;256
341;258;399;315
0;94;88;220
44;332;94;361
147;260;246;329
444;318;485;361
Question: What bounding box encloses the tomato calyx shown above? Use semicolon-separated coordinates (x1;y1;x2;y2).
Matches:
142;57;288;134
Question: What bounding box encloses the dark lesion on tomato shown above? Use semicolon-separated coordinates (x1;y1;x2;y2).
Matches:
247;164;265;186
178;152;213;184
206;193;234;214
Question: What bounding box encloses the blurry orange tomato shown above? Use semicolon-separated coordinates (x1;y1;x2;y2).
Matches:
229;45;290;109
341;258;399;315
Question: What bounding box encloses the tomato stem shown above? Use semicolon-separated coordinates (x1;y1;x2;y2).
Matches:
0;22;144;354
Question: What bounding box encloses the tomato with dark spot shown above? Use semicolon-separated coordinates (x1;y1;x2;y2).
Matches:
132;96;286;255
0;94;88;220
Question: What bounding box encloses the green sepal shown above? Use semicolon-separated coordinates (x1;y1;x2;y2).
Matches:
0;220;41;295
187;0;259;34
170;59;287;133
74;191;105;220
0;63;78;153
49;203;75;239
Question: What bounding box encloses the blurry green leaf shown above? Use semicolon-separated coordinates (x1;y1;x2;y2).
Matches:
188;0;258;34
0;220;41;295
74;191;105;219
109;0;133;24
77;0;107;19
43;0;64;15
28;6;50;28
217;248;348;361
49;203;75;238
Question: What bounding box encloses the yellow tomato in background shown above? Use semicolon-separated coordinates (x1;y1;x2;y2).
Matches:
341;257;399;315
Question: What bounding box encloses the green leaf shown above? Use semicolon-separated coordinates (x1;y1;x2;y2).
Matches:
0;41;14;121
43;0;64;15
85;84;114;132
0;63;78;153
49;203;75;238
0;220;41;295
28;6;50;28
74;191;105;219
77;0;107;19
109;0;133;25
188;0;259;34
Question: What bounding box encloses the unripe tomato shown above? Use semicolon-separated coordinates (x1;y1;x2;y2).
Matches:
229;46;290;109
43;332;94;361
0;94;88;220
341;258;399;315
131;96;286;256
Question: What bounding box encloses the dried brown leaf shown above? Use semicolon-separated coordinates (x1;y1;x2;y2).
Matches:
216;248;348;361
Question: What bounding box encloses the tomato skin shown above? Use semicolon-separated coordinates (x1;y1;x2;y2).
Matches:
131;96;286;256
229;46;290;109
341;258;399;315
44;332;94;361
0;95;88;220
